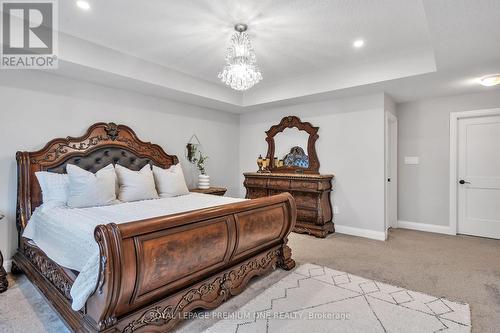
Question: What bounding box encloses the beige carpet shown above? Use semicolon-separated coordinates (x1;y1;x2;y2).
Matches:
0;229;497;332
288;229;500;333
0;274;69;332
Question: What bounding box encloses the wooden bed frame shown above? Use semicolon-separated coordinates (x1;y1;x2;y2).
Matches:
12;122;296;333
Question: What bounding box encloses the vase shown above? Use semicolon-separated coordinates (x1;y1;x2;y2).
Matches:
198;174;210;189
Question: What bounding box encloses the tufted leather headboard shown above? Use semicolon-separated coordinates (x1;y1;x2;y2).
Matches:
46;148;158;174
16;122;179;231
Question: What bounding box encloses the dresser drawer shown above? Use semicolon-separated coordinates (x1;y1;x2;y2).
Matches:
244;177;267;187
297;209;318;223
290;180;318;191
269;189;287;196
246;188;268;199
293;192;319;209
268;178;291;190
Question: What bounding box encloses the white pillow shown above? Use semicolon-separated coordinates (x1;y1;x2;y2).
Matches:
66;164;117;208
153;164;189;198
115;164;159;202
35;171;69;208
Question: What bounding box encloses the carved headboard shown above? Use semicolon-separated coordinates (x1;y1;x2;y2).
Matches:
16;122;178;231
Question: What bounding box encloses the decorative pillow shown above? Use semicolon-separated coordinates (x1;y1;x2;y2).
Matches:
35;171;69;208
66;164;117;208
153;164;189;198
115;164;159;202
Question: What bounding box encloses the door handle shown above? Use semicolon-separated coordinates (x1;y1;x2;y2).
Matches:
459;180;471;185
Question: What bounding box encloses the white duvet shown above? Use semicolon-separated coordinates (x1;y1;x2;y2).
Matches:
23;193;244;310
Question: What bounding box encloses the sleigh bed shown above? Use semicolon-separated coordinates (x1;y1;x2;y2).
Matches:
12;122;296;333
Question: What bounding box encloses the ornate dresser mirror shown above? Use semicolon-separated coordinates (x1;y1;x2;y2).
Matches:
266;116;320;174
244;116;335;238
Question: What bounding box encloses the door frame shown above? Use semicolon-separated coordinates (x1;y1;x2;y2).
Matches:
385;111;398;233
449;108;500;235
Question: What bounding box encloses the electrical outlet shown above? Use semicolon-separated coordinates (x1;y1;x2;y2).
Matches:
333;206;339;214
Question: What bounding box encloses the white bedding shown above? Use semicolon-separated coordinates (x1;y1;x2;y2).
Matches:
23;193;244;311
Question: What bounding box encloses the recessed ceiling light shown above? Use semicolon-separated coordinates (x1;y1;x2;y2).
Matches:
353;39;364;48
76;0;90;10
479;75;500;87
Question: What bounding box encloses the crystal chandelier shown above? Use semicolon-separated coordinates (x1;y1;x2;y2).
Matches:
218;23;262;91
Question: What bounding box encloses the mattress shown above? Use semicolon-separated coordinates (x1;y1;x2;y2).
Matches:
23;193;244;311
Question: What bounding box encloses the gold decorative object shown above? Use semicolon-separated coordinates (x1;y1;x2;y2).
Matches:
263;158;271;173
256;154;264;173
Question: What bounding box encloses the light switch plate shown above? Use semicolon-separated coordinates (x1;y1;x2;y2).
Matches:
333;206;339;214
404;156;419;165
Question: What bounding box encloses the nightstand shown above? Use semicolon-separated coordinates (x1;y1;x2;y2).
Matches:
189;187;227;196
0;250;7;293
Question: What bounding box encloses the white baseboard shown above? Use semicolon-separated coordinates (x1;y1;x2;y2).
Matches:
335;225;387;241
3;259;12;273
397;220;455;235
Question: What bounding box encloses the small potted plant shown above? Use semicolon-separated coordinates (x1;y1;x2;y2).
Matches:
193;152;210;189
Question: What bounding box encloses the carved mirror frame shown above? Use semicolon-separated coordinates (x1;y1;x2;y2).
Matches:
265;116;320;174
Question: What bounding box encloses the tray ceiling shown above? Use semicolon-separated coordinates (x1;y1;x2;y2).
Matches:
59;0;433;86
2;0;498;111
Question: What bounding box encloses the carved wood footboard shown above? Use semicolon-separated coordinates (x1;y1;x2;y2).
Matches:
86;193;296;332
14;193;295;333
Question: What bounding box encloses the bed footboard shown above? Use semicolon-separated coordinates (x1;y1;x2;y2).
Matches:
85;193;296;332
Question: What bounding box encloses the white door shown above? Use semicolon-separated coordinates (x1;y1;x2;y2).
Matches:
385;113;398;230
458;115;500;239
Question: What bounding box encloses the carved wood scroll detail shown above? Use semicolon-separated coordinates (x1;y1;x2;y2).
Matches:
30;136;104;164
105;122;119;141
293;225;331;238
122;249;280;333
23;243;73;300
0;276;7;293
0;251;7;293
29;122;173;165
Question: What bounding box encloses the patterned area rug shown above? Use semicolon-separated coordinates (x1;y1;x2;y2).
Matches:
203;264;471;333
0;264;470;332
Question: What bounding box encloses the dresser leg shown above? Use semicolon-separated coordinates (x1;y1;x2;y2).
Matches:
10;261;22;275
0;267;8;293
293;221;335;238
277;244;296;270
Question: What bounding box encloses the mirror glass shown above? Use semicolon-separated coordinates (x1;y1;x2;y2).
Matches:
273;127;310;168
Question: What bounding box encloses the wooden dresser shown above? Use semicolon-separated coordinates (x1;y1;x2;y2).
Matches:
244;172;334;238
245;115;335;238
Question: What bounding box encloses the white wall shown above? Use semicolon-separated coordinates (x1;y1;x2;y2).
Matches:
0;72;403;269
0;71;240;267
397;90;500;229
239;94;387;238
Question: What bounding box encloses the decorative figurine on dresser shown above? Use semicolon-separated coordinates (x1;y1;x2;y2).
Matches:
244;115;335;238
